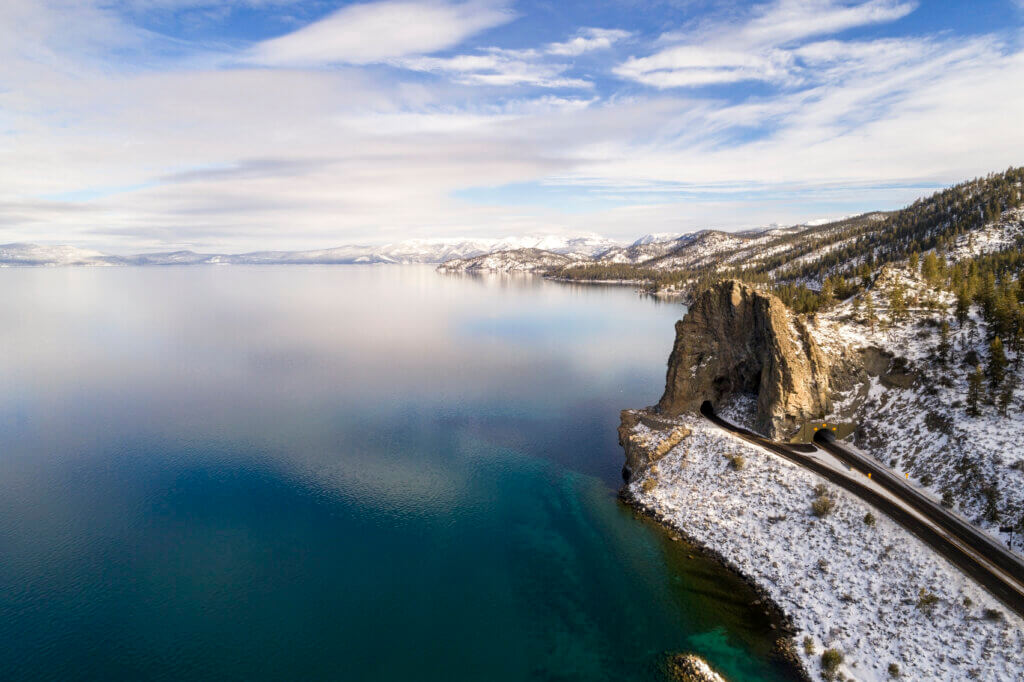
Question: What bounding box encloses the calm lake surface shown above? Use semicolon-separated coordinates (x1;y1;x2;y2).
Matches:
0;266;796;681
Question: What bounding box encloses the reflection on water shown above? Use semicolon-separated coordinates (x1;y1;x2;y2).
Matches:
0;266;796;681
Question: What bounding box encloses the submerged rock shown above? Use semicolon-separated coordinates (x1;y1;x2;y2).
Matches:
666;653;728;682
657;280;833;438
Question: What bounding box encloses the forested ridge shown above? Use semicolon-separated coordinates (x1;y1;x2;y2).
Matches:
553;166;1024;315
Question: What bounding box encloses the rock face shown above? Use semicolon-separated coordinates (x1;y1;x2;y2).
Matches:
618;410;691;480
658;280;832;438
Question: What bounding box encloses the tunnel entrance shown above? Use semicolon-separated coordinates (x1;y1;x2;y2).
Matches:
791;420;857;444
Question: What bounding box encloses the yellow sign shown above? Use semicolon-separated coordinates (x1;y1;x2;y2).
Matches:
790;420;858;443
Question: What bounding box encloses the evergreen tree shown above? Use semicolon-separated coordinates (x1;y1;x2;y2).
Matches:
989;336;1008;394
921;252;941;285
977;271;997;319
865;291;877;332
998;376;1015;417
937;320;951;366
888;280;908;323
820;277;835;307
967;364;984;416
955;286;971;327
1013;306;1024;360
909;251;919;273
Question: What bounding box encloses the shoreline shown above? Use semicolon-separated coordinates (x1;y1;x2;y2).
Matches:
619;486;812;682
547;276;693;303
621;410;1024;681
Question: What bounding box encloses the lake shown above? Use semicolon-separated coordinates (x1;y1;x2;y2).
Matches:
0;266;797;681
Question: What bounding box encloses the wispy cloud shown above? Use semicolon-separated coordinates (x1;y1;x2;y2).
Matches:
616;45;794;87
616;0;917;88
546;28;631;56
736;0;916;46
397;48;593;88
245;0;514;67
392;26;632;88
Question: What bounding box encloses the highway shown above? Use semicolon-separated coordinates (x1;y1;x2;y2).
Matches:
699;401;1024;619
813;430;1024;590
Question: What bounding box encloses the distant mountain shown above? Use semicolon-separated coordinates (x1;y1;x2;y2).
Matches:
437;248;583;273
630;233;686;246
597;233;700;265
0;234;623;267
0;243;116;266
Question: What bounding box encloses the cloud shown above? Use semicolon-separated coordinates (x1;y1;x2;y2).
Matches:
616;46;794;87
616;0;917;88
546;28;631;56
397;48;593;88
393;25;633;88
574;34;1024;196
245;0;514;67
738;0;916;46
1;0;1023;251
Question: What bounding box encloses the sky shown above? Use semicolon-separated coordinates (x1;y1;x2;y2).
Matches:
1;0;1024;253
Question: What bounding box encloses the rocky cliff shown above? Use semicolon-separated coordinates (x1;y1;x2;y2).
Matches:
657;280;833;438
618;410;691;480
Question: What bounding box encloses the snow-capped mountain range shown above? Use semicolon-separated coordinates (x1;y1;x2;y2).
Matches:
0;234;622;267
0;220;857;269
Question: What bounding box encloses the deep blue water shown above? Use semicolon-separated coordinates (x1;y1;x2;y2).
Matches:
0;266;796;681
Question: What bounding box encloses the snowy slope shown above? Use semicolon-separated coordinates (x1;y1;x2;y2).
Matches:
436;248;581;272
627;414;1024;682
597;232;701;265
812;266;1024;552
642;231;750;270
948;207;1024;261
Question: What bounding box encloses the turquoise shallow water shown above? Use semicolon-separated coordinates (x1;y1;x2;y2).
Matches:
0;266;797;681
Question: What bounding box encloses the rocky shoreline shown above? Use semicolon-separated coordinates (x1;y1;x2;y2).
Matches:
619;486;812;682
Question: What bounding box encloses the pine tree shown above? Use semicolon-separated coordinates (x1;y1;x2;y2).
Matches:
998;376;1015;417
921;252;941;285
978;272;997;319
1014;305;1024;361
937;319;951;366
909;252;919;273
820;277;835;307
988;336;1007;394
865;291;877;332
888;281;908;323
955;286;971;327
967;364;984;416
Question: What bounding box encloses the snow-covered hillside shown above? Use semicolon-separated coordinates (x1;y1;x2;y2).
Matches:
948;207;1024;261
626;415;1024;682
598;233;698;264
642;231;749;270
813;266;1024;551
436;248;582;273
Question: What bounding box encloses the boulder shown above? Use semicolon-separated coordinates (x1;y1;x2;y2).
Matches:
618;410;691;480
666;653;728;682
657;280;832;438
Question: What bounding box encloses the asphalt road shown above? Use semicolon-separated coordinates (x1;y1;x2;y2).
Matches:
699;401;1024;619
813;430;1024;588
